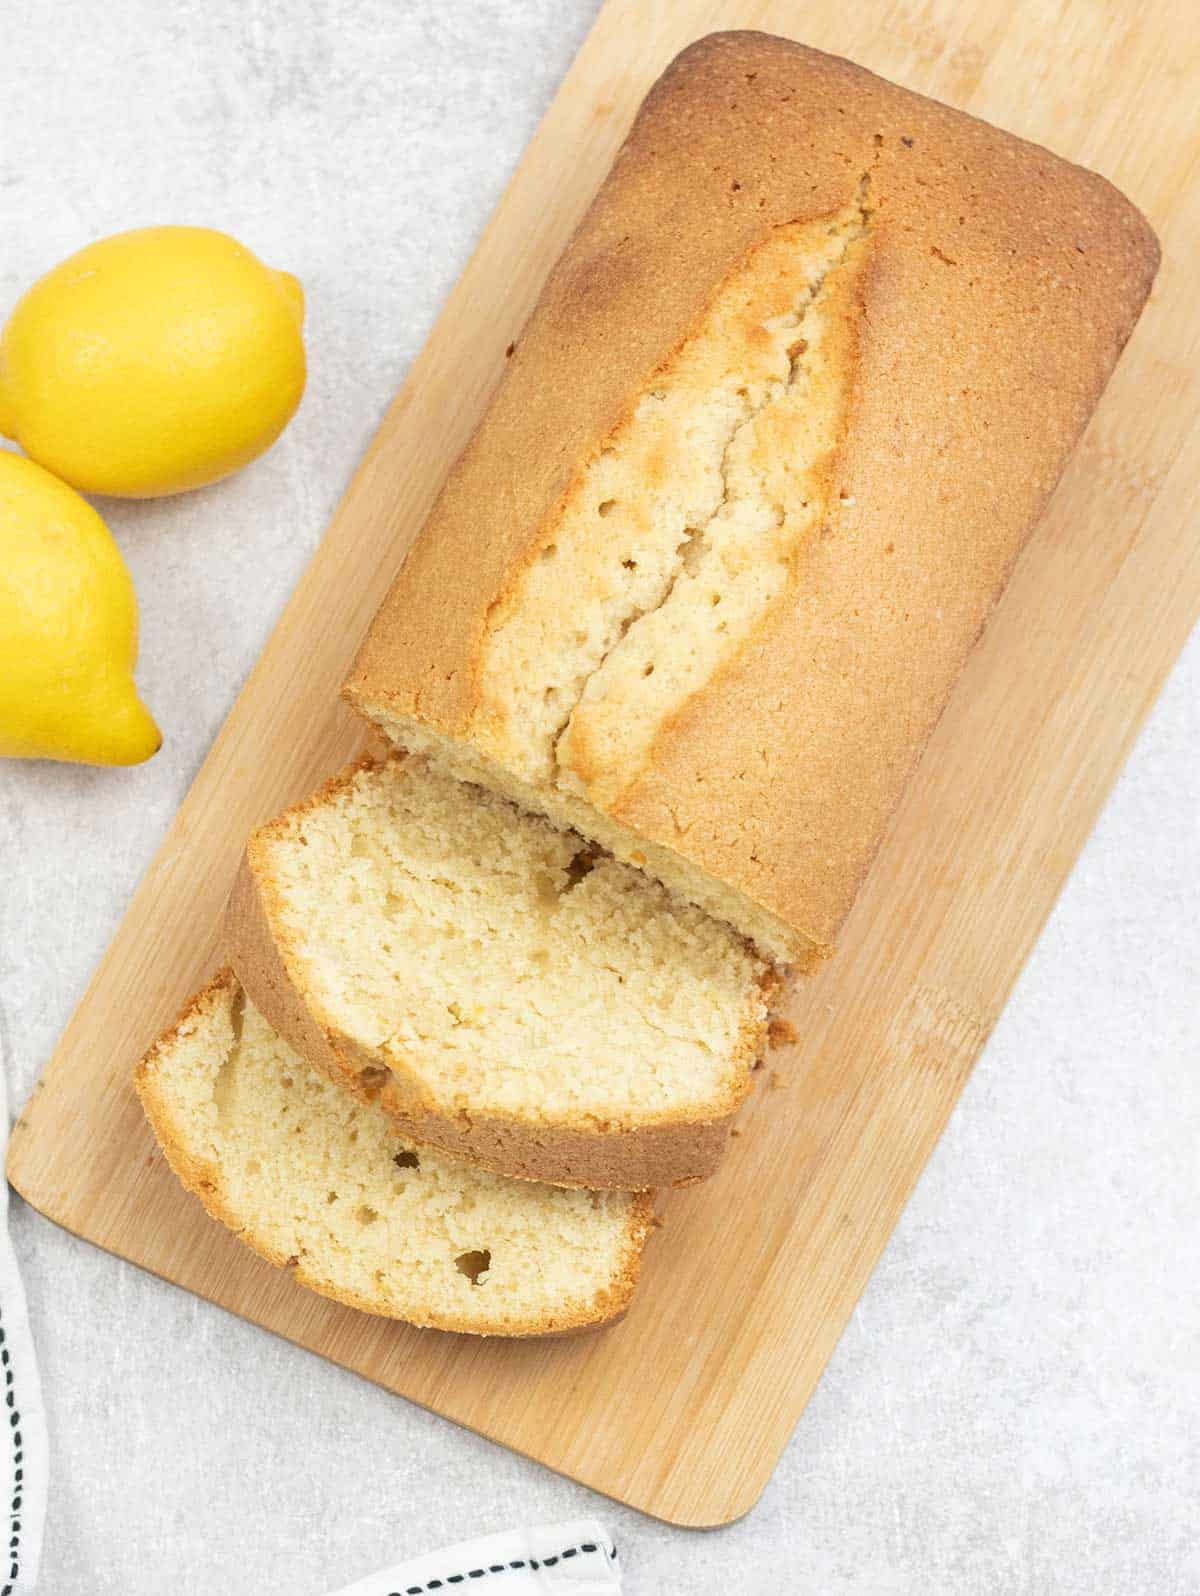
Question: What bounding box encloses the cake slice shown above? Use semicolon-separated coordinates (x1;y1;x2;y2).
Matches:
225;754;774;1190
135;972;653;1336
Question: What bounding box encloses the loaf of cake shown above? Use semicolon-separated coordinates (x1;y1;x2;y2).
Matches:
225;755;774;1189
344;31;1159;967
135;972;653;1335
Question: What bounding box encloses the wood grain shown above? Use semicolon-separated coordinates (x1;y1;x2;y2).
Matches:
8;0;1199;1527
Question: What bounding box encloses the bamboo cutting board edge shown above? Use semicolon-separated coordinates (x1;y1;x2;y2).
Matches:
2;1181;657;1524
8;0;1200;1528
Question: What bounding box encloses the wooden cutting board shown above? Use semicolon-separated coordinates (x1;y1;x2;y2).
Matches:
9;0;1198;1528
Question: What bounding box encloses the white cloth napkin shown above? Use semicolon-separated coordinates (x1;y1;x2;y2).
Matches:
0;1065;47;1596
326;1520;621;1596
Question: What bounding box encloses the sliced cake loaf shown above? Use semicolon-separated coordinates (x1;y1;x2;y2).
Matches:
225;754;774;1190
343;33;1158;967
135;972;653;1336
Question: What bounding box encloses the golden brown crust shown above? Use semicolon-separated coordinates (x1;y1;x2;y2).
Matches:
345;31;1159;954
133;969;241;1202
224;756;771;1190
134;973;654;1337
376;1085;737;1191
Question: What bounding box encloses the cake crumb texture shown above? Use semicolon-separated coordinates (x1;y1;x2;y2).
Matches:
135;973;652;1336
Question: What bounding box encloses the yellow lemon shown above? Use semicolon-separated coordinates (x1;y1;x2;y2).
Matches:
0;226;305;497
0;451;160;764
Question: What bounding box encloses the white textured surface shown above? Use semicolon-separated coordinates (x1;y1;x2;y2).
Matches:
1;2;1198;1592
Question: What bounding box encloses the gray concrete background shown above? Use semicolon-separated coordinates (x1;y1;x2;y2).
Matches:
1;2;1197;1591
